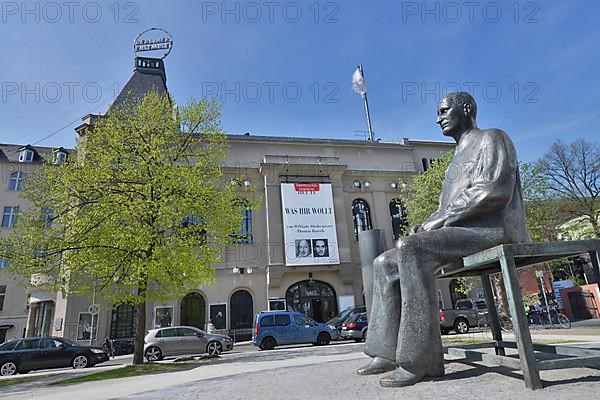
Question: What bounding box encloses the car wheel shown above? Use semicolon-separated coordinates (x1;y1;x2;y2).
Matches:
206;341;223;356
316;332;331;346
260;336;276;350
454;318;469;334
72;354;89;369
145;346;163;362
441;327;451;335
0;361;18;376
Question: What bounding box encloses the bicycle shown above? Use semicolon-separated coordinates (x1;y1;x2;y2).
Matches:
537;306;571;329
475;310;513;340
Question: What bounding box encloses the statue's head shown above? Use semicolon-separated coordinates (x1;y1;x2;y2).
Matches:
437;92;477;138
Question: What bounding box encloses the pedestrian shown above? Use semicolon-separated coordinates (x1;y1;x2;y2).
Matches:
103;337;114;358
207;319;216;334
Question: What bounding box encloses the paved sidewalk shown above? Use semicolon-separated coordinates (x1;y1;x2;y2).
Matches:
3;339;600;400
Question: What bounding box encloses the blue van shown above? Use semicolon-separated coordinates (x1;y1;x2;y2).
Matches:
252;311;339;350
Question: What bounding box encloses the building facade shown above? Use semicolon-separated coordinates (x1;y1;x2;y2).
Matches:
2;56;466;345
0;144;69;342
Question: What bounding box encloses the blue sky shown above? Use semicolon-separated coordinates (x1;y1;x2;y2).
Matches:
0;0;598;162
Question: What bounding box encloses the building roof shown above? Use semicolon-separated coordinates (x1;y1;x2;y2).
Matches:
108;57;168;113
0;143;73;164
225;133;454;148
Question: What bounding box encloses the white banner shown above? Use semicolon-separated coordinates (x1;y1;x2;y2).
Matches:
281;183;340;266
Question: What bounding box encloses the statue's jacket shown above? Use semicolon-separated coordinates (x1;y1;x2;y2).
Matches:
431;128;531;244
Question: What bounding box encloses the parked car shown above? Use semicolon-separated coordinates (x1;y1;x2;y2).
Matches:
340;312;368;342
144;326;233;361
326;305;367;335
252;311;339;350
440;298;488;334
0;337;109;376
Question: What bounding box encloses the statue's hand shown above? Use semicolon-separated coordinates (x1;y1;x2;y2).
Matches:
409;225;421;235
421;217;445;232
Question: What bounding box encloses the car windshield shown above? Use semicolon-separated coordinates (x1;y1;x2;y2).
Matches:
0;339;18;351
335;308;354;321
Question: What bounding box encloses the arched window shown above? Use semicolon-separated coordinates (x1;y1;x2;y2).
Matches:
352;199;372;240
421;158;429;171
8;172;26;191
180;292;206;330
389;198;409;240
230;290;254;330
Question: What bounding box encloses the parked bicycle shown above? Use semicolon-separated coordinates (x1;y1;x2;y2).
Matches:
476;310;513;339
531;305;571;329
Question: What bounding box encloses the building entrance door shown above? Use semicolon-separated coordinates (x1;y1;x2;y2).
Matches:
286;280;338;323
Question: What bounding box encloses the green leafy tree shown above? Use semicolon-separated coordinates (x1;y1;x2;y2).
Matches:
519;162;563;242
402;150;474;297
404;150;454;228
1;92;252;364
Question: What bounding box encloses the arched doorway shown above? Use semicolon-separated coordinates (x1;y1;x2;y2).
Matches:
180;292;206;330
230;290;254;330
286;280;338;323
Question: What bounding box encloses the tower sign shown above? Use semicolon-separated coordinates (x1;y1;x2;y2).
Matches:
134;28;173;59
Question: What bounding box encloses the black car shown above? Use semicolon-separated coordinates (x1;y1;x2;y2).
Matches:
326;306;367;335
340;312;368;342
0;337;109;376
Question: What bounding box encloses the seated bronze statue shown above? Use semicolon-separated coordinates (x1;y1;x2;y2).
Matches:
358;92;531;387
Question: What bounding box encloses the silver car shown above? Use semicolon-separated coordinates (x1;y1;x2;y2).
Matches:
144;326;233;361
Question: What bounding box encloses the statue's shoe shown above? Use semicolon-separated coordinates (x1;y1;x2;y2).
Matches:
356;357;397;375
379;367;426;387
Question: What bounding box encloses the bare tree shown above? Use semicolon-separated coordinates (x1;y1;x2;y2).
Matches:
537;139;600;237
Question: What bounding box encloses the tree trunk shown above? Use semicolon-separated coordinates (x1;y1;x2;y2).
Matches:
132;283;148;365
491;274;509;315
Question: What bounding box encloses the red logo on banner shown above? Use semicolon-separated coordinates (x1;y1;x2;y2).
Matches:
294;183;320;194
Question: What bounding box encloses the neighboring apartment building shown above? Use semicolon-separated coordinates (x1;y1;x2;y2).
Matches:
0;144;69;342
4;56;461;345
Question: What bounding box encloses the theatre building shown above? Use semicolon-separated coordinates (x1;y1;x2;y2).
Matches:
3;55;458;344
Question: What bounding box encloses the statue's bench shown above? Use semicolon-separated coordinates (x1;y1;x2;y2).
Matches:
435;239;600;389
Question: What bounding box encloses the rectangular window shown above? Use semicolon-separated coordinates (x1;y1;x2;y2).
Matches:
268;298;286;311
0;286;6;311
41;208;55;228
231;206;253;244
77;313;97;340
19;150;34;163
110;304;136;339
2;207;19;228
0;252;9;269
209;303;227;330
54;152;67;164
8;172;26;191
154;306;174;329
